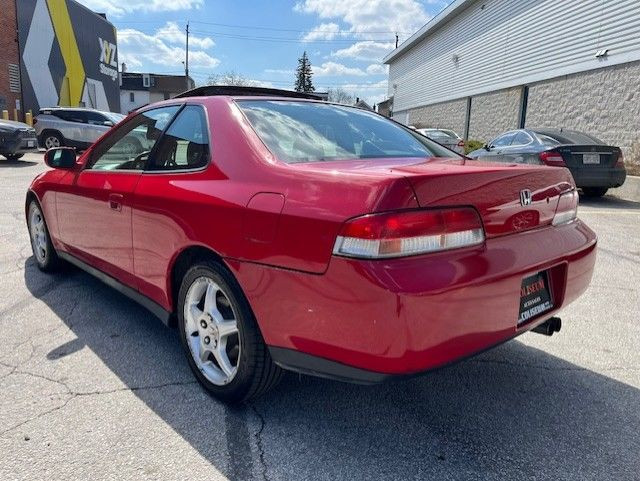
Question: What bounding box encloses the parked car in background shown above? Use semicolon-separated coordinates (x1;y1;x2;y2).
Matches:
27;87;596;402
34;107;125;151
467;128;626;197
417;128;465;154
0;119;38;160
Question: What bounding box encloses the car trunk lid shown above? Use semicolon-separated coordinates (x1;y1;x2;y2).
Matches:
392;159;575;238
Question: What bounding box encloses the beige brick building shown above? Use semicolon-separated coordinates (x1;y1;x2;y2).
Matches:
384;0;640;166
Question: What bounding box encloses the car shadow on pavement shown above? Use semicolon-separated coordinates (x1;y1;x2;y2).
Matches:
0;160;39;168
24;259;640;481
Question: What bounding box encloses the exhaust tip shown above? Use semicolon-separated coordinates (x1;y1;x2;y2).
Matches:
532;316;561;336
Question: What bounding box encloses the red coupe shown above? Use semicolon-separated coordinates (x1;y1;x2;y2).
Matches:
26;87;597;402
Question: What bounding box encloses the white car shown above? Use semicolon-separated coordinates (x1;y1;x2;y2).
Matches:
416;128;465;154
34;108;125;150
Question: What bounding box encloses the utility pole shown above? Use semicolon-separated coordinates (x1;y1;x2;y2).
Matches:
185;21;190;90
395;33;399;49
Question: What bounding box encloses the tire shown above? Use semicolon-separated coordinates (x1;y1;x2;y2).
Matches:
42;131;63;150
582;187;608;198
177;259;283;403
27;200;62;272
5;153;24;161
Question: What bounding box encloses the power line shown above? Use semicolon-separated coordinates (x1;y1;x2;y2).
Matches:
125;19;414;35
188;29;394;44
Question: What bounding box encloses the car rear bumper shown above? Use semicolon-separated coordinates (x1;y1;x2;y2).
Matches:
227;219;597;380
571;167;626;188
0;135;39;155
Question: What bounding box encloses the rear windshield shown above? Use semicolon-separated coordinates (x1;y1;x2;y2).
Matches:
533;130;603;145
237;100;460;163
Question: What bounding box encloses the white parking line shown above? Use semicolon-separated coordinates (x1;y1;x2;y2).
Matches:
579;210;640;215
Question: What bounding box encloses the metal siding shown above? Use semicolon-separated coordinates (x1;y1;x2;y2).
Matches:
389;0;640;113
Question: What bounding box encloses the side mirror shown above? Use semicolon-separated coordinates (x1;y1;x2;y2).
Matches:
103;120;114;127
483;143;491;151
44;147;77;169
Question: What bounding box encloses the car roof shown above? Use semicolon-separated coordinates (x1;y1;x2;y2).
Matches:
175;85;323;100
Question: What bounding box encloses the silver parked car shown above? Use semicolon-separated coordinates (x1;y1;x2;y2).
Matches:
34;107;125;150
416;128;465;154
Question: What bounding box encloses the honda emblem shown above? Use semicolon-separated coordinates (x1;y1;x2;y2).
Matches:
520;189;532;206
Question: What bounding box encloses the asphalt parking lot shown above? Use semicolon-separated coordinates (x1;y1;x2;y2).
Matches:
1;153;639;481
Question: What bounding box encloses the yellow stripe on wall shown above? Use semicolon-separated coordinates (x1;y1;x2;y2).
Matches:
46;0;85;106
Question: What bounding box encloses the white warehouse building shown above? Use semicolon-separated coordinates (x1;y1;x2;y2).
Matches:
384;0;640;165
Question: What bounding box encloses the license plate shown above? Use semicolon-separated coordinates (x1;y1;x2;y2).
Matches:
518;271;553;325
582;153;600;164
27;140;35;148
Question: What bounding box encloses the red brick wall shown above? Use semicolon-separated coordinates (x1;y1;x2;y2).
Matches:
0;0;21;119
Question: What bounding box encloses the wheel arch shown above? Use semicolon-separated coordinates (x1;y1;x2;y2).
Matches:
167;244;226;325
39;129;63;146
25;189;41;219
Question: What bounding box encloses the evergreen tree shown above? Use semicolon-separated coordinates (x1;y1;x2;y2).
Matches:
294;52;315;93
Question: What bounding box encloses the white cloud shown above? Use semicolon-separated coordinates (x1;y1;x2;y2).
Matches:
294;0;429;40
156;22;214;50
74;0;203;16
366;64;388;75
302;22;341;42
331;41;394;61
118;28;219;70
313;61;365;77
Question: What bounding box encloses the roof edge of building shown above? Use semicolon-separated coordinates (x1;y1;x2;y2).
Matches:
383;0;474;64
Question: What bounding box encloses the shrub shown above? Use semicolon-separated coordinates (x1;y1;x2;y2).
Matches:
464;139;485;155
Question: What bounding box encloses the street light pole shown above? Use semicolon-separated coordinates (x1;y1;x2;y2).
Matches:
185;21;190;90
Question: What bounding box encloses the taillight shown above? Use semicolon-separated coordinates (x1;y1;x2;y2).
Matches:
333;208;485;259
552;190;578;226
615;152;625;169
540;150;566;167
457;140;465;147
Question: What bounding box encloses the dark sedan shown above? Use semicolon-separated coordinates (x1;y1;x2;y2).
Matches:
468;128;626;197
0;119;39;160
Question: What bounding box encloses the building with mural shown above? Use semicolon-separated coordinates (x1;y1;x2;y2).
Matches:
0;0;120;119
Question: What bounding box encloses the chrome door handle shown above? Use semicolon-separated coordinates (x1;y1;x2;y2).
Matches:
109;193;123;212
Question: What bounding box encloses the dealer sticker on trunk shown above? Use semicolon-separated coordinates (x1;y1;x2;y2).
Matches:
518;271;553;325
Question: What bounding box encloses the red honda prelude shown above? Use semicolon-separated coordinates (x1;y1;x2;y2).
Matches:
26;87;597;402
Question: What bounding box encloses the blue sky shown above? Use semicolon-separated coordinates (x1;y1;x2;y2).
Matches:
76;0;452;105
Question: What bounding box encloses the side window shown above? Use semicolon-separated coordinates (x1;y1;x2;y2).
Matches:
491;133;515;148
87;105;180;171
511;131;532;146
147;105;210;171
537;134;561;146
85;111;108;126
55;110;85;123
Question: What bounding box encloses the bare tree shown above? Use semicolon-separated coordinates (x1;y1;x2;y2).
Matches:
205;71;260;87
327;87;355;105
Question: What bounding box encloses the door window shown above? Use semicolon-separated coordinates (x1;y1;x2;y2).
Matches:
55;110;85;123
491;133;516;148
146;105;210;171
87;105;180;171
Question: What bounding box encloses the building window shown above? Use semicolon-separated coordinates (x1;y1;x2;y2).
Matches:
142;74;150;88
130;92;135;103
8;64;20;93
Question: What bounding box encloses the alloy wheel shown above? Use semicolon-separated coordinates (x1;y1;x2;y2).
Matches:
183;276;241;385
44;135;60;149
29;205;47;264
